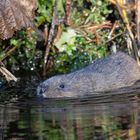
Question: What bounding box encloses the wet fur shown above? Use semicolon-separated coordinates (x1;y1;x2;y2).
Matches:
37;52;140;98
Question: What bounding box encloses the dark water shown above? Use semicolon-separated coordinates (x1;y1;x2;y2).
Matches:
1;86;140;140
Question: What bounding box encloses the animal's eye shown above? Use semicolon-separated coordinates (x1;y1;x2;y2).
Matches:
59;84;65;89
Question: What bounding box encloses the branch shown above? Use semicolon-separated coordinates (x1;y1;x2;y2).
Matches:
65;0;72;25
0;62;17;82
43;0;58;76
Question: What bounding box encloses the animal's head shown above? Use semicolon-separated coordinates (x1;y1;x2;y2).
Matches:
37;72;93;98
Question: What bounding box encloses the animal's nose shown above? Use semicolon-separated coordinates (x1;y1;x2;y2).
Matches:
37;87;42;96
37;84;47;96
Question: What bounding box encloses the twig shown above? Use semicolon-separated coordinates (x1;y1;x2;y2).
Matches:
65;0;72;25
108;21;118;40
111;0;140;65
136;0;140;46
0;46;18;82
0;63;17;82
106;32;124;43
43;0;58;76
0;46;18;61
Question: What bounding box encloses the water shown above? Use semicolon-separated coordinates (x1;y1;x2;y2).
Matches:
0;89;140;140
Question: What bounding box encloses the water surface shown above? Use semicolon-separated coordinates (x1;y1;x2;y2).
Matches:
0;85;140;140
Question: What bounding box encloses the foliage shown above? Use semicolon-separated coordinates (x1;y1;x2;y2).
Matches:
0;0;37;40
0;0;115;75
0;31;41;72
51;0;111;73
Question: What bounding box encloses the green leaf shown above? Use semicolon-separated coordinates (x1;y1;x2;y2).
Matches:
10;39;18;46
55;28;77;52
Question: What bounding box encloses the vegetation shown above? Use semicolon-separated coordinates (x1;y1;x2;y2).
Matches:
0;1;140;139
0;0;139;78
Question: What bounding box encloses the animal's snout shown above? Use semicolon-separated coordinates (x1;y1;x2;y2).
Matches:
37;83;47;96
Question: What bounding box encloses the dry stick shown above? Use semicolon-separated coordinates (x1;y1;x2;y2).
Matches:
126;34;133;55
65;0;72;25
136;0;140;47
126;17;140;65
0;46;17;61
0;66;17;82
116;0;140;65
108;21;118;40
43;1;58;76
0;46;18;82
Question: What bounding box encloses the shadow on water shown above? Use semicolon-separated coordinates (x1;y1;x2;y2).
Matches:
1;83;140;139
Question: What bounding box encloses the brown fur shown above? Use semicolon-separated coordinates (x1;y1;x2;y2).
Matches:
37;52;140;98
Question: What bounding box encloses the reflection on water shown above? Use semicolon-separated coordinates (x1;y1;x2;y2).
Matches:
0;92;140;140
